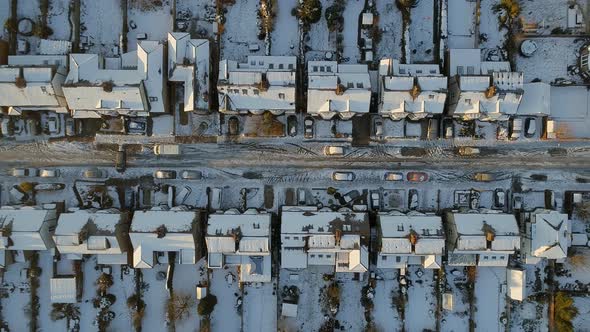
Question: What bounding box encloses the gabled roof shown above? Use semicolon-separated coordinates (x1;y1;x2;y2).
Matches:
530;210;570;259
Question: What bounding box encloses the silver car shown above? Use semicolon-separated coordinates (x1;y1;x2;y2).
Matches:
155;170;176;179
332;171;355;181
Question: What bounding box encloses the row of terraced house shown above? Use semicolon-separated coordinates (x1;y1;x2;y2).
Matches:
0;33;554;135
0;203;580;302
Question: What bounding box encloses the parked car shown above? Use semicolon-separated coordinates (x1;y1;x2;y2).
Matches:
442;118;454;139
155;170;176;179
324;146;345;156
407;172;428;182
408;189;419;210
384;172;403;181
40;169;60;178
126;118;147;135
180;170;203;180
209;187;222;210
298;188;306;205
46;116;59;134
374;118;383;137
473;172;494;182
65;118;77;137
513;196;523;210
494;189;505;208
12;168;28;177
370;191;380;210
116;145;126;173
524;117;536;138
1;117;14;137
83;168;105;179
34;183;65;191
228;117;240;136
341;190;361;205
427;118;439;139
457;147;480;156
304;117;314;138
154;144;181;155
510;118;523;139
332;171;355;181
26;119;39;136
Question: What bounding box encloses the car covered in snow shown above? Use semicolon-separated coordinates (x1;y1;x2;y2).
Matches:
180;170;203;180
324;146;345;156
340;190;360;205
12;168;37;177
304;117;314;138
384;172;403;181
83;168;105;179
407;172;428;182
34;183;65;191
155;170;176;179
524;117;536;138
494;189;505;208
40;169;60;178
332;171;355;181
370;191;380;210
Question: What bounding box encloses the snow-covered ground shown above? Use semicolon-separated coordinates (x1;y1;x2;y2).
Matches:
78;256;101;330
37;252;70;331
520;0;589;35
47;0;72;41
209;267;241;331
478;0;507;51
341;0;363;64
126;0;173;51
81;0;123;56
474;267;507;332
409;0;435;63
573;295;590;330
375;0;403;61
304;0;337;61
271;0;299;56
515;37;584;84
243;281;277;331
372;270;402;331
0;0;9;41
1;261;31;331
173;262;208;331
335;273;366;331
447;0;476;48
405;266;437;332
220;0;264;61
139;265;169;332
441;266;470;331
108;265;136;331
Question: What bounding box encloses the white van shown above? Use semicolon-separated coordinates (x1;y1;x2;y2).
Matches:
154;144;181;156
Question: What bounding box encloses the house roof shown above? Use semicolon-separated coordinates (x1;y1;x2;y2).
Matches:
130;209;199;233
281;207;369;236
448;212;520;252
0;206;54;232
50;277;77;303
517;82;551;115
378;213;445;255
207;210;271;237
55;209;123;236
530;210;570;259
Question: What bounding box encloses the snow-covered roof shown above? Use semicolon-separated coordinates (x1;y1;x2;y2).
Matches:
517;82;551;116
50;277;77;303
218;56;296;114
55;209;123;235
282;302;298;317
8;55;68;68
452;76;522;119
378;213;445;255
130;208;199;233
63;40;166;117
379;58;442;77
0;206;57;251
449;49;482;76
380;76;447;119
307;62;371;119
530;209;570;259
38;39;72;55
507;268;526;301
167;32;210;112
447;212;520;252
281;207;369;236
207;210;271;237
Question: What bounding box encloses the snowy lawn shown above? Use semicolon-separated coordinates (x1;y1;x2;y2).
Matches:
375;0;403;60
81;0;123;56
520;0;588;35
409;0;435;63
107;265;136;331
447;0;476;48
15;0;41;54
441;266;470;332
572;295;590;330
209;267;241;331
220;0;264;62
47;0;73;41
304;0;336;61
78;256;102;330
341;0;363;64
515;37;583;84
372;270;402;332
474;267;507;332
271;0;299;56
278;266;332;331
0;0;9;40
243;281;277;331
173;262;208;332
139;265;170;332
478;0;507;50
1;261;31;331
126;0;173;51
509;298;548;332
37;252;69;332
335;273;367;331
405;266;437;332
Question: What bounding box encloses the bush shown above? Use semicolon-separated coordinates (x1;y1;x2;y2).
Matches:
97;273;113;294
296;0;322;26
197;294;217;317
4;18;17;33
32;22;53;38
167;293;196;322
555;292;578;332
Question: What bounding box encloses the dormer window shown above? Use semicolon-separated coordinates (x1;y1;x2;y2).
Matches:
269;63;274;69
242;89;248;95
320;66;325;72
278;93;285;100
253;89;259;96
465;98;472;105
326;66;332;72
279;64;284;69
347;82;354;89
288;64;294;70
356;82;364;89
